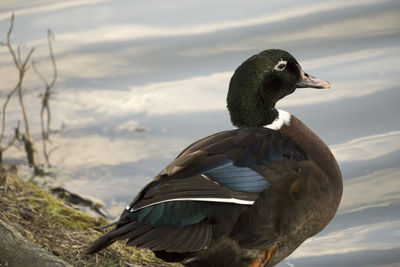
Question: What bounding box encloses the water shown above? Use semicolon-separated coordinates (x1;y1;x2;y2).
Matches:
0;0;399;266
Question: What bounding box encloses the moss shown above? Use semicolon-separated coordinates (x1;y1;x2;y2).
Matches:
0;166;182;267
26;190;103;230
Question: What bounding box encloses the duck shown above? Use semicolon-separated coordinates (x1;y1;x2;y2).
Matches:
85;49;343;267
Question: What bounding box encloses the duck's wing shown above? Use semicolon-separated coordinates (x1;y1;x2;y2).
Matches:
85;128;307;255
128;127;307;211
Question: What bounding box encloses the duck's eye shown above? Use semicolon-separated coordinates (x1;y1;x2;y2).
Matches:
273;60;287;71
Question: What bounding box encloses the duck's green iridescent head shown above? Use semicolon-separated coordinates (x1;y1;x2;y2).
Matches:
227;49;330;128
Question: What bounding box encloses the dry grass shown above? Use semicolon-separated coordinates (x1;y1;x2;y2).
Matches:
0;166;182;267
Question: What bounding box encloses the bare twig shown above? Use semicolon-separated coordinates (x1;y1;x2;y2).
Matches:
47;144;61;158
1;85;18;141
1;14;20;69
47;30;57;88
17;47;35;137
17;45;21;66
32;29;57;166
1;121;20;153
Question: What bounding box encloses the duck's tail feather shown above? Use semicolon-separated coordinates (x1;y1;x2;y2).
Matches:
84;220;138;254
85;218;213;255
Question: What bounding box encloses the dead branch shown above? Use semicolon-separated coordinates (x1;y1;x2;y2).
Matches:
32;29;57;166
0;13;39;170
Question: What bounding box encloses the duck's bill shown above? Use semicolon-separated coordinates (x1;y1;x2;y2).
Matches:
296;69;331;89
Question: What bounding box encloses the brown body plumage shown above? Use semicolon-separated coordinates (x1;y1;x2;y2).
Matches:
85;49;342;267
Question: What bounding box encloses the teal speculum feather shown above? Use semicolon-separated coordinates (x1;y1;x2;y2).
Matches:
136;201;207;227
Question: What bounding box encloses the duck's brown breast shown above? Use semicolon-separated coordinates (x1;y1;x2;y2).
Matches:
280;115;343;215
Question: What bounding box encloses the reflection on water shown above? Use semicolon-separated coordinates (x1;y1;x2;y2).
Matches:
331;131;400;163
339;167;400;215
1;0;399;266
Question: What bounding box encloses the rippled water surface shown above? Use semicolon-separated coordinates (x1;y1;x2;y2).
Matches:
1;0;399;266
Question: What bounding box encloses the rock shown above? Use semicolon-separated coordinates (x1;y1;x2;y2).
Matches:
0;218;72;267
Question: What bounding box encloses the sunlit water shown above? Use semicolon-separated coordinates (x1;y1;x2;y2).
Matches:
1;0;399;266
